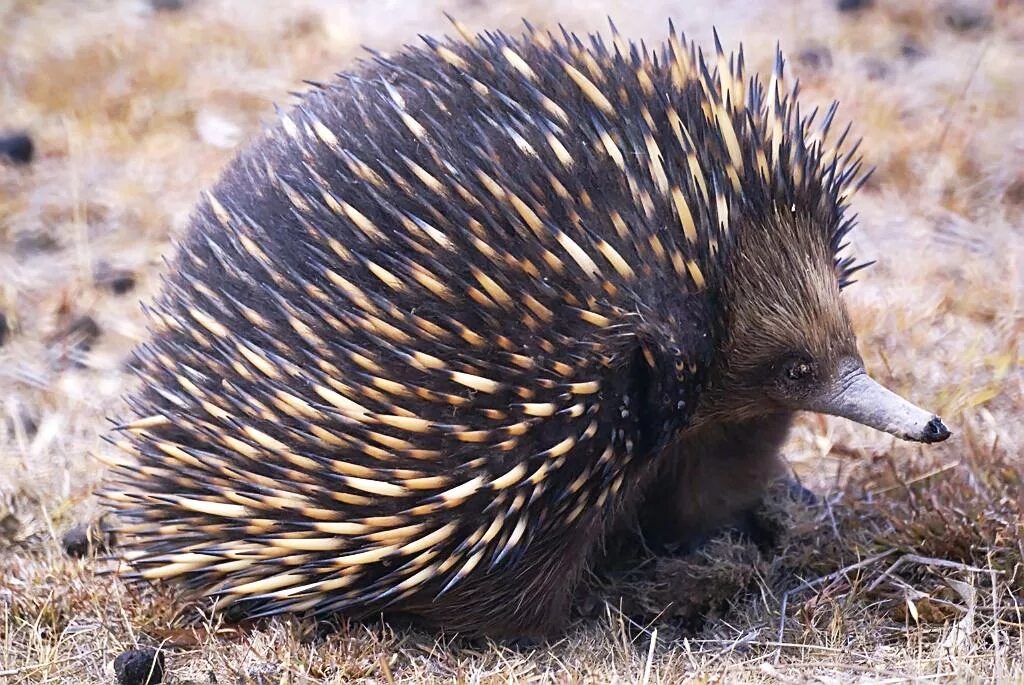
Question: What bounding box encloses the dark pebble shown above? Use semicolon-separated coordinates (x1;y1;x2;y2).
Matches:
4;402;38;438
94;263;137;295
1004;176;1024;207
13;231;58;256
109;273;136;294
900;38;927;62
51;315;102;368
150;0;185;10
942;2;991;33
59;315;101;350
863;57;891;80
0;513;21;544
0;132;33;165
796;46;832;72
837;0;873;11
114;648;165;685
61;521;112;557
785;478;819;506
0;312;7;347
61;525;91;557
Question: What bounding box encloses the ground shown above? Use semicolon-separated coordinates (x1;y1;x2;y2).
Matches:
0;0;1022;682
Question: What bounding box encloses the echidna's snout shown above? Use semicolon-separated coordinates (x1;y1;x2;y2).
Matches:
920;416;952;443
804;359;951;444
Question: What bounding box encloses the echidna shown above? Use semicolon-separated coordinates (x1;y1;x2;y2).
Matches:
100;19;951;638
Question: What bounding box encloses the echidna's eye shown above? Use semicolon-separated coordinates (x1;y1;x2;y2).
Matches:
785;361;814;382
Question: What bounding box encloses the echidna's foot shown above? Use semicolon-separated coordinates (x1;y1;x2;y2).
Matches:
731;507;783;552
728;476;819;552
784;478;818;506
641;475;818;557
643;504;772;556
636;414;798;557
641;528;704;557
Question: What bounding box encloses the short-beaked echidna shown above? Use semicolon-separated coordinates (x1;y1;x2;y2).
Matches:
100;20;951;638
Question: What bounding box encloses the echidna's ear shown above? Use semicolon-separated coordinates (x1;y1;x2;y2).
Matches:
802;359;951;444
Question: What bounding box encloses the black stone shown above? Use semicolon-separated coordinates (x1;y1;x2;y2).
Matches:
785;478;819;506
837;0;873;12
4;404;37;438
1004;176;1024;207
0;312;7;347
13;231;58;256
61;522;112;557
95;263;137;295
59;315;101;351
49;315;102;369
863;58;891;81
943;2;991;33
796;46;832;72
61;525;92;557
0;132;33;165
114;648;165;685
900;39;927;62
150;0;185;10
110;273;137;294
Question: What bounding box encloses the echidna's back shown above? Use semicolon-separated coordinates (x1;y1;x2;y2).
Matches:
103;25;739;635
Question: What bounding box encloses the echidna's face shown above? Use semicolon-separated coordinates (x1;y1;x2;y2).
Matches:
703;210;950;444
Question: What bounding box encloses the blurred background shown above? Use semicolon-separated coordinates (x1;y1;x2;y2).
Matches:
0;0;1021;681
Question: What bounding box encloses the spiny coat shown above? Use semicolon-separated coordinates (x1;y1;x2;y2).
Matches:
101;20;870;637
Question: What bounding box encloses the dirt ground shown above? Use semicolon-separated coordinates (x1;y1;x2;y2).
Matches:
1;0;1022;682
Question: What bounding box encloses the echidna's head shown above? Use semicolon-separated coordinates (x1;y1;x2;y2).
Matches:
697;203;950;444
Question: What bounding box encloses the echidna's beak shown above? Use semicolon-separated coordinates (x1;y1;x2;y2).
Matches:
806;361;951;444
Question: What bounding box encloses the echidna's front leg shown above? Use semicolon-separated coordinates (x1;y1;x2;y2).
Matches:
637;413;800;554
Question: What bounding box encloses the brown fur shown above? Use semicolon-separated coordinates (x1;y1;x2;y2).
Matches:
695;208;861;426
638;413;794;552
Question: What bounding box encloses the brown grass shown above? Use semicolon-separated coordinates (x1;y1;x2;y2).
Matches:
1;0;1022;682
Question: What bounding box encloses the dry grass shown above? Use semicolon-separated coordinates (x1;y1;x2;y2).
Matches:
1;0;1022;682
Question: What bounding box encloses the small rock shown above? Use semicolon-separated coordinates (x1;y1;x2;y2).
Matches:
5;403;38;438
942;1;991;33
50;315;102;368
0;513;21;545
1004;175;1024;207
62;521;113;557
150;0;185;10
13;230;58;256
110;273;136;294
796;46;832;72
785;478;819;506
58;315;101;351
837;0;873;12
94;263;137;295
900;38;927;62
0;132;33;165
61;525;92;557
0;312;8;347
863;57;890;80
114;648;165;685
